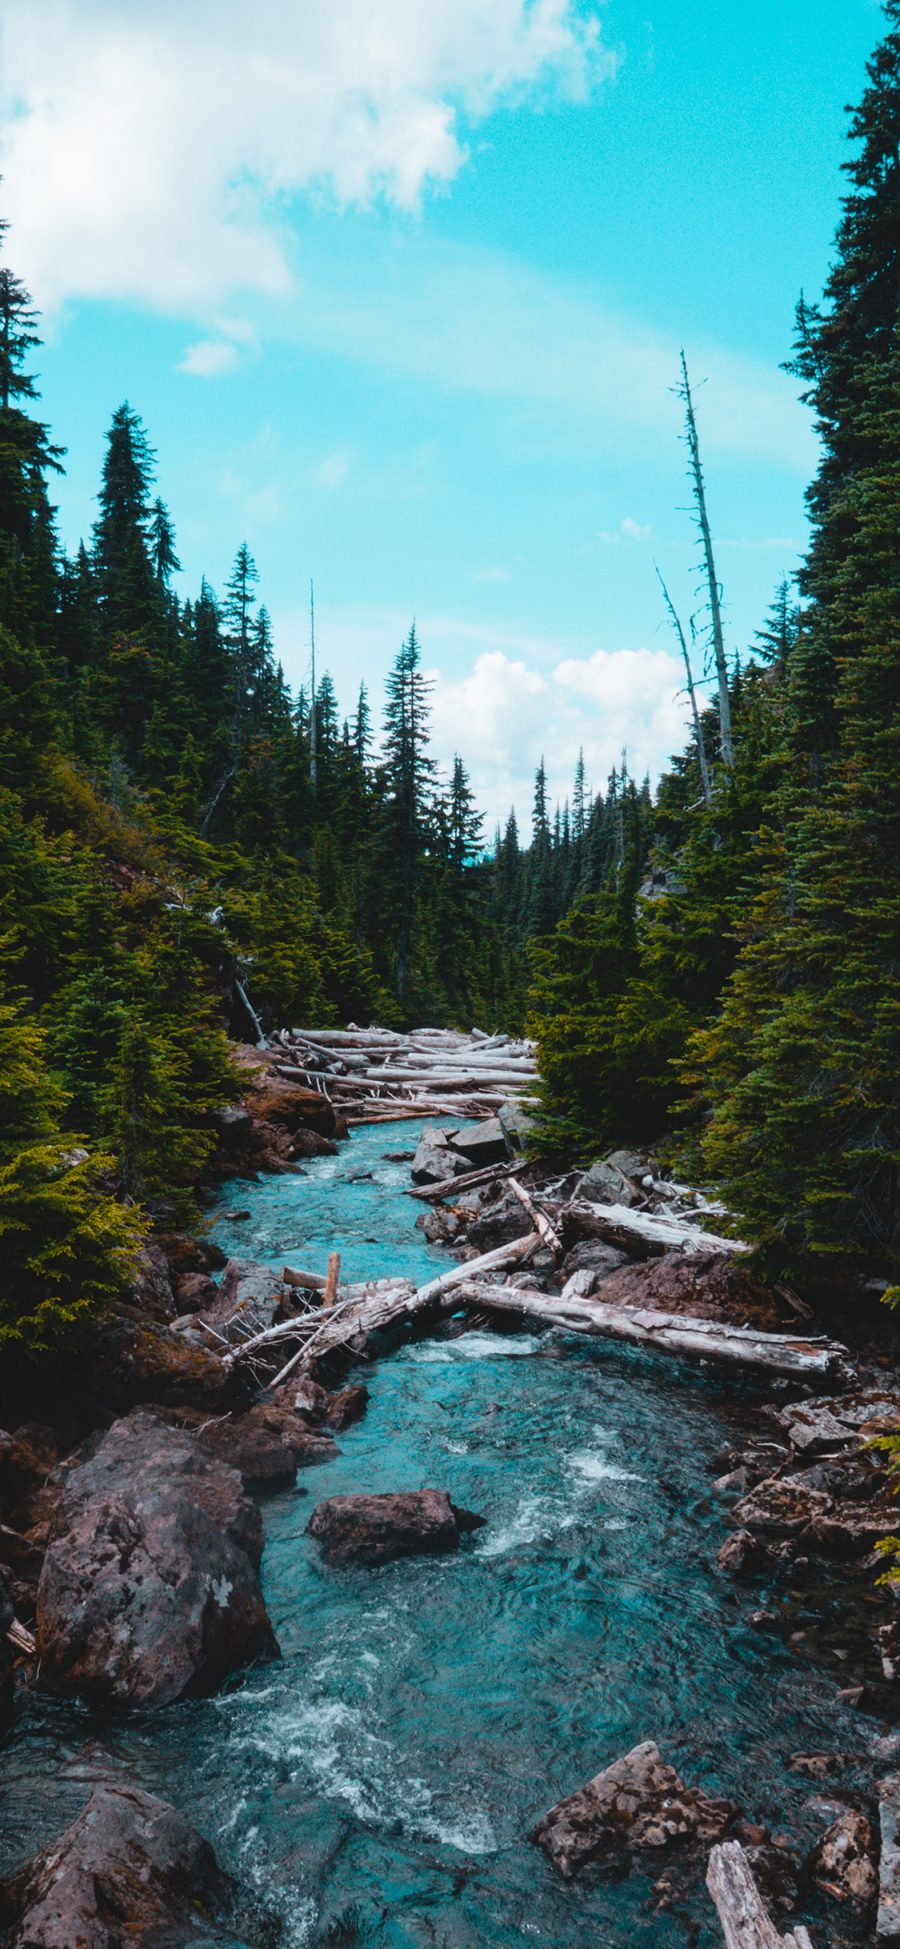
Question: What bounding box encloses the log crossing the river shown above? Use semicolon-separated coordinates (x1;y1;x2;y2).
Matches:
266;1024;539;1122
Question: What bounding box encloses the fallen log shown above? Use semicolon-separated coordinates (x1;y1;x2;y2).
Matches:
406;1161;519;1202
563;1199;749;1259
282;1266;326;1292
707;1842;814;1948
509;1177;562;1257
227;1235;541;1374
449;1282;852;1383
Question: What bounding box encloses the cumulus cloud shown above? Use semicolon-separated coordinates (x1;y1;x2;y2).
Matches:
179;339;241;378
0;0;612;311
428;642;690;830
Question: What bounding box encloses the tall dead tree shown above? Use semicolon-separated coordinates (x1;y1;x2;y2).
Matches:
655;565;712;805
678;352;734;771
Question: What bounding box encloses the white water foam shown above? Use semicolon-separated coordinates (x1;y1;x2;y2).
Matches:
407;1331;542;1363
566;1449;644;1485
220;1679;496;1857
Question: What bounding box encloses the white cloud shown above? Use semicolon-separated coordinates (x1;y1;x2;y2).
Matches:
428;642;690;829
599;516;653;544
0;0;612;312
179;339;241;379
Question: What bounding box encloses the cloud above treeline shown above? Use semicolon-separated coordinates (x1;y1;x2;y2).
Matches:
0;0;612;310
428;644;691;831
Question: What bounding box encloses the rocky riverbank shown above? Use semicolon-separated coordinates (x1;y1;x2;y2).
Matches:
1;1045;898;1945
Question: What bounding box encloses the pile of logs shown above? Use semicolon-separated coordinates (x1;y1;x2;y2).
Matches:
265;1025;539;1123
223;1178;851;1390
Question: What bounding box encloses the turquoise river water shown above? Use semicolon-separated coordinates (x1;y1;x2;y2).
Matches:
0;1121;876;1946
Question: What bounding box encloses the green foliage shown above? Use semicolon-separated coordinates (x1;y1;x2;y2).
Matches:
0;996;138;1356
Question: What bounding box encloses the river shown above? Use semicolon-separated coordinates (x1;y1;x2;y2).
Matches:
0;1120;874;1946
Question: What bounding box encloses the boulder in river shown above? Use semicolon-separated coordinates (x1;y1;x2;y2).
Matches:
196;1403;338;1488
530;1739;737;1879
306;1489;485;1567
411;1127;467;1185
717;1528;771;1577
0;1781;250;1947
36;1410;279;1708
450;1117;511;1169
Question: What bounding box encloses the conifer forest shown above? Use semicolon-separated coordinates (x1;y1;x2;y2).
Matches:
0;6;898;1949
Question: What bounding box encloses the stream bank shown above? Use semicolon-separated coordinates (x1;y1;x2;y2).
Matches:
1;1117;895;1947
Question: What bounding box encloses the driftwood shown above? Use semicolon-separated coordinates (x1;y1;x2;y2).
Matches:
272;1024;538;1122
227;1234;541;1376
7;1619;35;1655
563;1199;749;1260
406;1161;519;1203
282;1266;327;1292
508;1177;562;1257
449;1282;851;1383
322;1251;341;1312
707;1843;814;1948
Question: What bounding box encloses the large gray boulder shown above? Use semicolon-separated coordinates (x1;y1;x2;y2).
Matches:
200;1259;285;1339
575;1158;639;1208
0;1781;250;1947
410;1128;467;1185
36;1412;278;1709
307;1489;484;1567
530;1740;736;1880
450;1118;511;1169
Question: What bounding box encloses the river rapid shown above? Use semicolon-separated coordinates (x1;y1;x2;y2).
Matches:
0;1121;874;1946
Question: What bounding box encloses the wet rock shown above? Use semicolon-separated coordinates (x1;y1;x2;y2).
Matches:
732;1476;832;1538
0;1564;14;1731
273;1378;366;1433
307;1489;485;1567
530;1739;737;1879
36;1411;278;1708
411;1128;466;1185
289;1128;338;1159
810;1807;877;1906
0;1523;43;1586
247;1077;343;1138
576;1160;639;1208
89;1314;235;1414
879;1775;900;1939
174;1271;219;1313
158;1232;228;1275
130;1241;176;1321
713;1467;752;1495
422;1207;461;1245
450;1117;511;1169
717;1528;770;1577
200;1258;286;1339
325;1386;369;1431
196;1403;340;1487
560;1240;630;1285
466;1198;532;1253
0;1781;248;1947
591;1251;786;1330
196;1408;299;1491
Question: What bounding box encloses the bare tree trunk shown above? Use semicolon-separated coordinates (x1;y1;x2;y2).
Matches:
707;1843;814;1948
678;352;734;771
656;565;712;805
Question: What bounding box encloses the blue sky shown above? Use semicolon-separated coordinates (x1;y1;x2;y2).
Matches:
0;0;884;825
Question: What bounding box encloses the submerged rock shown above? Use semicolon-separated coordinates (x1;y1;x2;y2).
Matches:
0;1781;250;1947
530;1739;736;1880
36;1411;278;1708
306;1489;485;1567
